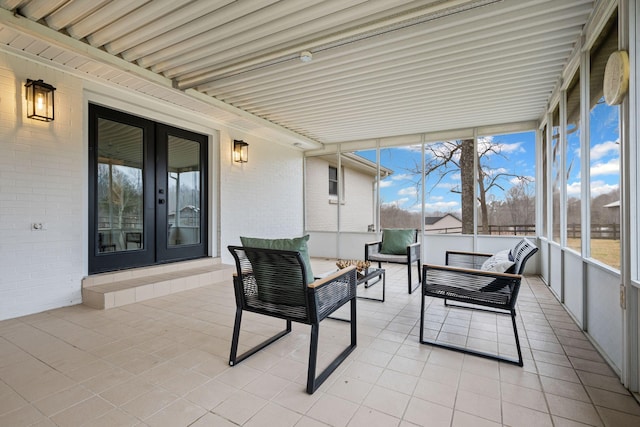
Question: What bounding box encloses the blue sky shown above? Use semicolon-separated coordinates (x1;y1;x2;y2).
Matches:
356;104;620;216
357;131;537;215
566;100;620;199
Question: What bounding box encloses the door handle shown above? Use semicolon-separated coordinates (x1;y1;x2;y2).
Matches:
158;199;165;204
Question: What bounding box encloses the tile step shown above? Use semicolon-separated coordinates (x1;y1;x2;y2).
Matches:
82;258;234;309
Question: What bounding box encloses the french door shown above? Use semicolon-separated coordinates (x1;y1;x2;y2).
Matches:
88;104;208;274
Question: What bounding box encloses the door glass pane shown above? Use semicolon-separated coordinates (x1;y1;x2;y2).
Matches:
97;118;144;253
167;135;201;246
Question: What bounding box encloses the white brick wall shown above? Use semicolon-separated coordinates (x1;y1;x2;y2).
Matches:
0;51;306;320
304;156;375;232
305;157;337;231
220;130;305;264
0;51;85;319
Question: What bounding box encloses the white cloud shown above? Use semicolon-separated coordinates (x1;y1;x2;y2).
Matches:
590;181;619;197
566;180;619;197
591;158;620;176
566;181;581;197
426;141;460;161
590;141;619;160
381;198;410;208
398;186;418;197
497;142;525;154
478;136;524;156
509;176;535;185
484;167;508;177
424;201;459;210
391;173;413;181
435;182;457;191
396;144;422;152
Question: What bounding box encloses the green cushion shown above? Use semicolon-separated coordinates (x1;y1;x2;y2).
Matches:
240;235;315;284
380;229;415;255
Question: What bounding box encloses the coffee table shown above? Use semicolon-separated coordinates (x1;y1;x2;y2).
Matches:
356;267;385;302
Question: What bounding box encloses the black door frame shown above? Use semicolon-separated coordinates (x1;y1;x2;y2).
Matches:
155;123;208;263
88;104;208;274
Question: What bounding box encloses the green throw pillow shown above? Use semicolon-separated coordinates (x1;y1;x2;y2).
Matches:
240;235;315;284
380;229;415;255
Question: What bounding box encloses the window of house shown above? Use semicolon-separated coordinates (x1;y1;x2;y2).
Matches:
329;166;338;196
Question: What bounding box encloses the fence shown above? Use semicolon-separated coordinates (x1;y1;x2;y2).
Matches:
566;223;620;240
425;223;620;239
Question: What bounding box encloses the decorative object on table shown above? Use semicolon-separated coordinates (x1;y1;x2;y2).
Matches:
336;259;370;277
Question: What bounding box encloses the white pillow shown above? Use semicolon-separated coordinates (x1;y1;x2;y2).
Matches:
480;249;514;273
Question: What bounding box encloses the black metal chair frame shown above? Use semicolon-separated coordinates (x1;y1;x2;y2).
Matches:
228;245;357;394
364;229;421;294
419;239;538;366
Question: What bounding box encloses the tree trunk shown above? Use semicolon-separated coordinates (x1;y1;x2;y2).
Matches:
460;139;475;234
477;154;489;233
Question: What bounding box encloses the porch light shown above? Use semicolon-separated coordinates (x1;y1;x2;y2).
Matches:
25;79;55;122
233;139;249;163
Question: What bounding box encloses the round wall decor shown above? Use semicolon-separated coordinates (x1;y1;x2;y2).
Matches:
603;50;629;105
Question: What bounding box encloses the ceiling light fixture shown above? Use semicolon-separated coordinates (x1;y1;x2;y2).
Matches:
300;51;313;63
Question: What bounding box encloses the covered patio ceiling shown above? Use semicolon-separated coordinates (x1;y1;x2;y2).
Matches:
0;0;595;147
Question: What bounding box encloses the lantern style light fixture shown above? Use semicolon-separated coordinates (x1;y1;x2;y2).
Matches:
233;139;249;163
25;79;56;122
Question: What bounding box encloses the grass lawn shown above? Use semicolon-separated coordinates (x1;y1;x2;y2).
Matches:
567;238;620;270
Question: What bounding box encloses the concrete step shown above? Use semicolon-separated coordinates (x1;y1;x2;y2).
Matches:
82;258;234;309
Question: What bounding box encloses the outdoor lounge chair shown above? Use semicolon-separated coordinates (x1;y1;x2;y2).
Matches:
228;245;357;394
420;238;538;366
365;228;421;293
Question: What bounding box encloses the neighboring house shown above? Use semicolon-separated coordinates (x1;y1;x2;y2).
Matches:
168;205;200;227
424;214;462;233
305;154;392;232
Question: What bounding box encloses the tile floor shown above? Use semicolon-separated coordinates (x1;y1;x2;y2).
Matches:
1;260;639;426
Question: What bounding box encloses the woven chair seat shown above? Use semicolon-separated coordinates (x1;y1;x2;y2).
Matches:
228;245;357;394
419;238;538;366
423;268;517;310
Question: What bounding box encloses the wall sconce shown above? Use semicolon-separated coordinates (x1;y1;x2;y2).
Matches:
233;139;249;163
25;79;56;122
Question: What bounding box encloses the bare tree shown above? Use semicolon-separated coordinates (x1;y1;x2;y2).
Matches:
504;178;535;226
98;164;143;230
380;204;421;229
417;138;533;233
